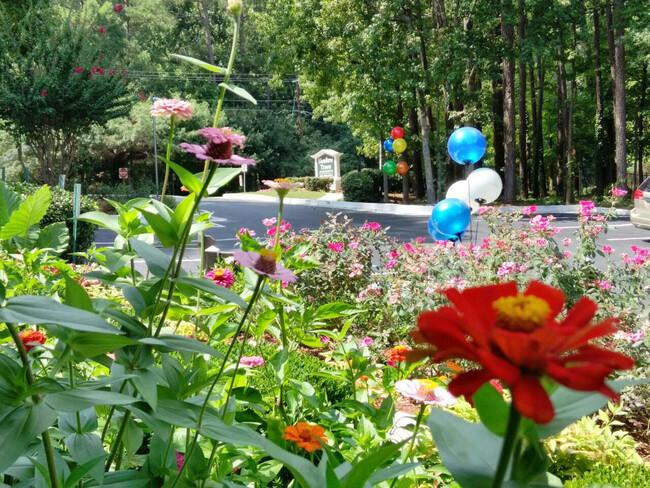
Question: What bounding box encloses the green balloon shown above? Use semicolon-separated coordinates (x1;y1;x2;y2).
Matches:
383;160;397;175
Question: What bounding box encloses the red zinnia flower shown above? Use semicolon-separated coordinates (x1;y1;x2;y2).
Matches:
411;281;634;424
385;345;409;363
113;4;124;12
19;330;46;351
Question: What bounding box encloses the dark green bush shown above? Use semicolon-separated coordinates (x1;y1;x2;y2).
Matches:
341;170;382;202
564;463;650;488
11;182;97;258
87;180;157;204
304;177;333;192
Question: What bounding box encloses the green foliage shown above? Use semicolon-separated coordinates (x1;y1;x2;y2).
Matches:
341;170;382;202
564;463;650;488
304;177;332;192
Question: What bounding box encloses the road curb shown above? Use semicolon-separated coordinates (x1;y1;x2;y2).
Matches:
211;194;631;217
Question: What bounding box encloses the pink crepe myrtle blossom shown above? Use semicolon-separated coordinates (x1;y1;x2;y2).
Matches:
114;4;124;12
240;356;265;367
394;379;457;406
522;205;537;216
415;236;426;243
385;260;398;270
328;242;344;253
358;337;373;348
594;280;612;290
602;245;615;255
262;217;277;227
348;263;364;278
73;67;84;74
362;222;381;231
578;200;596;216
530;215;550;232
611;187;628;198
238;227;255;237
267;220;291;236
563;251;572;259
91;67;105;75
180;127;255;166
536;239;548;247
150;98;194;121
349;241;359;250
98;26;105;34
233;249;297;282
562;237;572;247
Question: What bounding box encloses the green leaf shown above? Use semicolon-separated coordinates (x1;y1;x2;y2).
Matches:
0;296;121;334
65;274;94;312
64;455;106;488
76;211;122;234
367;462;420;485
537;379;642;439
139;209;178;248
84;470;149;487
0;182;21;227
426;408;502;488
128;238;173;277
35;222;69;253
473;383;509;436
341;442;404;488
1;185;50;240
171;193;196;235
139;335;224;358
0;403;58;472
175;277;247;309
131;368;158;410
170;53;226;73
195;167;242;196
314;303;361;320
218;82;258;105
43;389;138;411
63;434;106;485
157;157;202;194
65;333;137;358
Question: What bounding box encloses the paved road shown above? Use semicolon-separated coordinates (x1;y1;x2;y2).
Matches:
93;200;650;272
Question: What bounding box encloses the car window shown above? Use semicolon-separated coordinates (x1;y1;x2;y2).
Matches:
640;177;650;192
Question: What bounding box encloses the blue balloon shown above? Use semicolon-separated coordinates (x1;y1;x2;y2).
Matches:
427;217;461;242
383;138;394;152
431;198;471;237
447;127;486;165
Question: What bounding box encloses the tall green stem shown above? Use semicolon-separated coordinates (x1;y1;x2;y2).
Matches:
7;324;60;488
160;116;176;201
212;18;240;129
272;197;284;255
169;276;265;488
490;404;522;488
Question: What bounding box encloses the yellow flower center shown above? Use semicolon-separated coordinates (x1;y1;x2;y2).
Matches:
417;379;438;391
492;294;551;332
275;178;292;183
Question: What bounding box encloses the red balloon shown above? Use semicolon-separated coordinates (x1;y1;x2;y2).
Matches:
396;161;409;175
391;126;404;139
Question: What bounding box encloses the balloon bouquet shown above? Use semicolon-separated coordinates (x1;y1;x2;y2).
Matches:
382;126;409;176
429;127;503;242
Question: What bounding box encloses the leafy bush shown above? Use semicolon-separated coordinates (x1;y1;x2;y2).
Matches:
304;177;332;192
87;181;157;204
341;170;382;202
564;463;650;488
11;182;97;258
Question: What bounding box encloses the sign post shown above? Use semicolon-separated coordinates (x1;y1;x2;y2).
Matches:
310;149;343;191
118;167;128;180
58;174;66;190
72;183;81;264
241;164;248;192
1;168;5;182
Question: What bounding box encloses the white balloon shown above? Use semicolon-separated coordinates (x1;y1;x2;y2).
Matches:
467;168;503;204
446;180;479;211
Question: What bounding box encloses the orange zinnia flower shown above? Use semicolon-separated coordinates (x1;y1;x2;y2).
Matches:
385;345;409;363
411;281;634;424
283;422;327;453
19;330;46;351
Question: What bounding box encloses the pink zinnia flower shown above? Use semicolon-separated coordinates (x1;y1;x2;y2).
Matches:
362;222;381;231
205;267;235;288
98;26;105;34
522;205;537;216
175;451;184;472
240;356;265;367
73;67;84;74
233;249;296;282
394;379;457;406
358;337;373;348
180;127;255;166
328;242;344;253
262;179;299;198
114;4;124;12
611;187;627;197
150;98;194;121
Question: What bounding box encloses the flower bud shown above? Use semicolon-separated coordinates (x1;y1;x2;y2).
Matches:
227;0;243;16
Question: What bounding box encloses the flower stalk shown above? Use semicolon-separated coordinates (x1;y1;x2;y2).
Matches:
160;116;175;201
490;404;522;488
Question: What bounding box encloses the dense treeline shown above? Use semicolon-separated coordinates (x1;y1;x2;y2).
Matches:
1;0;649;202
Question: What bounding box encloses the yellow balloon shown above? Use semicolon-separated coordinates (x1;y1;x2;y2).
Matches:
393;138;407;153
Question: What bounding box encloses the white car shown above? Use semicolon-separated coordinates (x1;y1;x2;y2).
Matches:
631;176;650;229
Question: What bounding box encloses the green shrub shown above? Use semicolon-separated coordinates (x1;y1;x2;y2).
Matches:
341;170;382;202
11;182;97;258
304;177;332;192
87;180;157;204
564;463;650;488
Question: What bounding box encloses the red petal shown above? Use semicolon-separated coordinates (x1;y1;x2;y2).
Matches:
560;297;598;332
491;329;543;367
524;281;565;319
561;319;619;351
511;376;555;424
448;370;493;401
444;282;518;335
474;348;521;385
546;363;612;391
559;346;635;370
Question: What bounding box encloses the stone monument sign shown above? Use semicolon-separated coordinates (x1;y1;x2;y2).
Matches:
310;149;343;191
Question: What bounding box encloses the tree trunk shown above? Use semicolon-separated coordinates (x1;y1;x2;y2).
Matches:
492;78;505;177
556;43;568;199
517;0;528;198
409;101;425;198
635;63;647;188
613;0;627;188
537;57;546;195
199;0;216;68
594;8;606;196
502;0;516;203
417;88;436;203
565;24;577;203
605;6;620;186
529;63;539;197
